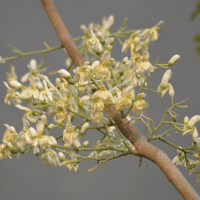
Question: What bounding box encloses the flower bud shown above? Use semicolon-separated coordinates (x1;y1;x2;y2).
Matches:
36;81;43;90
96;32;105;44
48;124;55;130
58;152;65;158
110;37;114;45
10;80;22;89
193;138;197;146
55;78;61;87
36;121;44;134
168;54;180;66
40;115;47;126
122;57;128;64
58;69;72;79
80;122;90;136
83;141;89;147
172;115;177;122
65;58;73;68
184;116;189;124
80;24;88;36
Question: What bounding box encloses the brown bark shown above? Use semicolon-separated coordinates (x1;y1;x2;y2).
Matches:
40;0;200;199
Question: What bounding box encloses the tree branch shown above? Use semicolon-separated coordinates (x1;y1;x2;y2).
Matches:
40;0;200;199
40;0;85;67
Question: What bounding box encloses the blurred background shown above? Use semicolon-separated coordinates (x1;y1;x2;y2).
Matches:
0;1;200;199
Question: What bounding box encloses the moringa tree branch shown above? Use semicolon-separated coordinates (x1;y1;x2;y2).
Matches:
40;0;200;199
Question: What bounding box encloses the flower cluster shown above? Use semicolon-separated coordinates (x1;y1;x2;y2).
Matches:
2;15;197;176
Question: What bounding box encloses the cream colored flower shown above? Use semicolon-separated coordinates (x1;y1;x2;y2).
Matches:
3;124;24;152
32;120;57;154
21;59;44;83
39;79;53;103
63;115;80;148
20;83;39;99
73;62;91;85
114;86;135;111
40;148;60;167
183;115;200;138
15;105;41;123
132;93;148;114
91;51;111;79
3;81;21;105
86;24;103;55
157;69;175;97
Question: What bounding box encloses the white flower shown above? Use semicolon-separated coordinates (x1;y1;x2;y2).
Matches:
168;55;180;66
32;121;57;154
102;15;114;30
137;61;154;74
21;59;37;83
132;93;148;114
20;83;39;99
3;81;21;105
39;80;53;102
93;84;114;102
183;115;200;138
114;86;135;111
41;148;60;167
15;105;43;123
63;116;80;148
73;62;91;85
157;69;175;97
3;124;24;152
91;51;111;79
87;24;103;55
67;152;79;172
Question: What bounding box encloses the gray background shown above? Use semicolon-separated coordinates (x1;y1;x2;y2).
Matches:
0;1;200;199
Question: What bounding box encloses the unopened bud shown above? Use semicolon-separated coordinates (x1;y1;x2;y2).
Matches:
193;138;197;146
114;88;120;94
120;76;124;81
10;80;22;89
122;57;128;64
80;25;88;36
96;32;105;44
36;81;43;90
91;45;102;56
58;69;72;79
83;141;89;147
40;115;47;126
168;55;180;66
110;37;114;45
172;115;177;122
58;152;65;158
65;58;73;68
184;116;189;124
48;124;55;130
80;122;90;136
55;78;61;87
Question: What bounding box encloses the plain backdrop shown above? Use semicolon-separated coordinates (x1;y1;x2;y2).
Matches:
0;1;200;200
